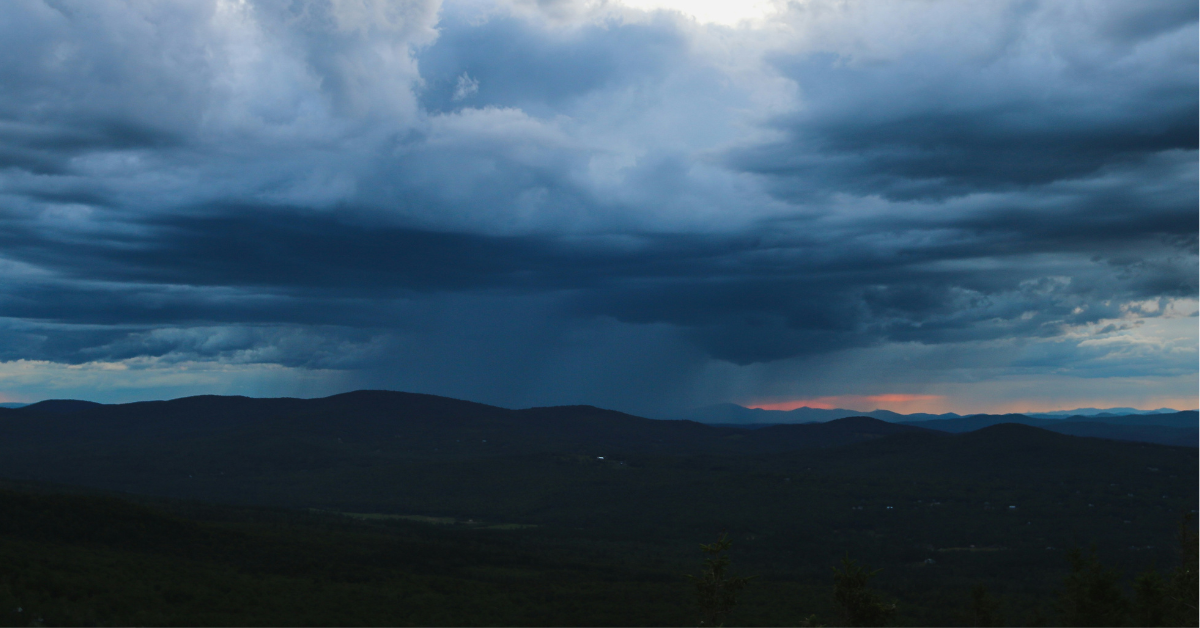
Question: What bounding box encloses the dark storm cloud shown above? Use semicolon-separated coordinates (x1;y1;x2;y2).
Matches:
734;77;1195;202
0;207;560;292
1;185;1191;366
0;0;1195;409
0;204;747;296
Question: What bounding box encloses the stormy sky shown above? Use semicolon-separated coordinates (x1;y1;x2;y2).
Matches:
0;0;1196;415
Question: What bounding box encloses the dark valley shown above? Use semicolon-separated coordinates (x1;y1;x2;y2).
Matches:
0;391;1195;626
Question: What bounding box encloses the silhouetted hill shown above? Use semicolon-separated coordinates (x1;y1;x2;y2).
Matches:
901;412;1197;447
0;391;943;462
14;399;103;414
953;422;1078;450
0;391;937;495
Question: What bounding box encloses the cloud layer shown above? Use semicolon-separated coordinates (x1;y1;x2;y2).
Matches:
0;0;1195;412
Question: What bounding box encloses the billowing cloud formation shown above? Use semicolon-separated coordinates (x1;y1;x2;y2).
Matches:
0;0;1195;413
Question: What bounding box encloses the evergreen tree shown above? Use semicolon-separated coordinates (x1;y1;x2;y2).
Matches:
1166;515;1198;627
1128;516;1198;627
686;533;754;627
1058;547;1128;627
831;557;896;627
1134;570;1167;627
968;583;1002;627
0;579;23;628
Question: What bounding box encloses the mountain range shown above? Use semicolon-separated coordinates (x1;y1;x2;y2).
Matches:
5;397;1189;422
0;392;929;465
1027;407;1183;417
670;402;1192;425
0;391;1192;509
0;389;1193;519
0;390;1195;627
3;394;1195;456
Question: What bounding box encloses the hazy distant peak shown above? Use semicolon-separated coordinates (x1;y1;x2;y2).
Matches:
1026;407;1180;418
670;403;963;424
671;403;1190;425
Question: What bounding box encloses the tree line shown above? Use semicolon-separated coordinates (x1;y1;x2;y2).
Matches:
690;516;1198;627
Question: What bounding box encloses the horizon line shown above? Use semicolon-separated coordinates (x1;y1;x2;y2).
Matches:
733;403;1194;415
4;391;1198;418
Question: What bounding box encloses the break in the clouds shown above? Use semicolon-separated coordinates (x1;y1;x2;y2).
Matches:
0;0;1195;414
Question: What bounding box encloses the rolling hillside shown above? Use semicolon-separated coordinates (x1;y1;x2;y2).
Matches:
0;390;1195;625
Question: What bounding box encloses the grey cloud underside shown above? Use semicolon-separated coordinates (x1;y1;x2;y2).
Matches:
737;115;1197;201
0;322;379;369
0;121;183;176
1;191;1193;365
4;149;1194;297
737;56;1197;200
737;5;1198;201
0;0;1195;381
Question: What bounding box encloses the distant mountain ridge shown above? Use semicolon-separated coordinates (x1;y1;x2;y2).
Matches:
669;403;960;424
5;396;1193;447
0;390;929;465
666;403;1197;447
0;390;951;508
900;412;1198;448
1025;407;1181;418
671;403;1188;425
7;396;1189;423
0;389;1193;524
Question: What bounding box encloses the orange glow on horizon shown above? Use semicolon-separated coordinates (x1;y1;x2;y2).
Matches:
748;394;944;412
744;393;1199;415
